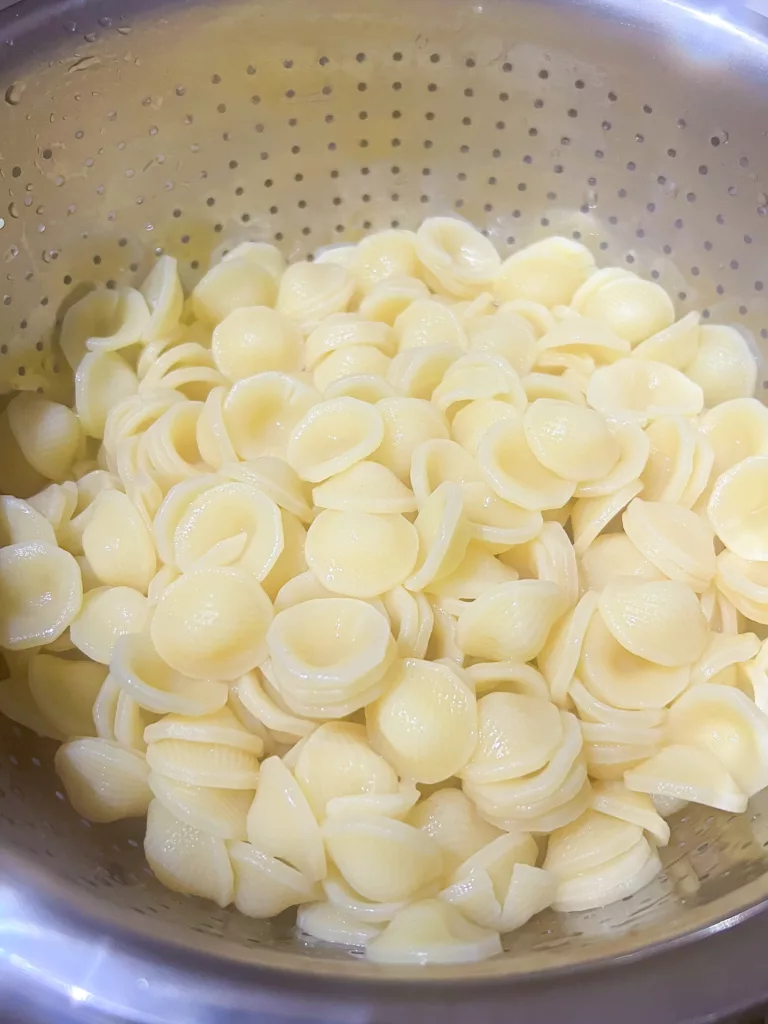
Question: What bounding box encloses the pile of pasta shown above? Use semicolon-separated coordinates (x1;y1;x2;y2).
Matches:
2;216;768;965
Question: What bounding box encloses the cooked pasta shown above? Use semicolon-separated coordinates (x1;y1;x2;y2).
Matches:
3;216;767;965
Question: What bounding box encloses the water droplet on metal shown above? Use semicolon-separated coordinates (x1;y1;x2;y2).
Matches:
663;180;679;198
98;16;112;27
0;219;5;230
84;31;97;42
758;192;767;207
117;24;132;35
35;205;44;215
712;129;729;145
63;20;77;32
5;81;26;106
8;203;19;219
69;55;101;73
586;188;598;210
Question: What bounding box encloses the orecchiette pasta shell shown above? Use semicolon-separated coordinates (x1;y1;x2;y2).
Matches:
222;241;286;283
598;579;708;667
148;773;252;841
69;586;150;665
297;901;382;948
276;260;355;333
432;353;528;419
146;738;261;789
55;738;152;823
366;659;477;784
313;344;392;393
691;630;760;688
383;587;434;659
700;398;768;480
667;684;768;797
466;661;550;701
7;393;82;483
551;836;660;913
28;653;106;739
587;360;704;422
708;456;768;562
408;789;503;876
623;497;716;591
322;816;443;904
457;579;568;662
579;613;690;711
387;344;462;402
195;386;238;470
410;439;482;507
716;550;768;624
358;275;430;325
150;567;273;681
467;310;537;377
0;670;63;740
624;743;747;813
544;809;644;878
287;397;384;484
568;678;666;731
641;416;697;504
322;869;407;924
590;780;671;846
305;313;395;369
0;541;83;650
324;373;397;404
365;898;502;965
306;509;418;598
82;490;156;592
522;371;587;407
230;840;319;918
75;351;138;440
538;591;599;705
111;630;229;716
451;399;518;457
575;273;675;345
425;602;464;665
415;218;501;299
394;299;467;353
350;229;421;293
312;461;417;515
212;306;303;381
499;863;557;933
145;800;234;907
246;755;326;881
373;397;449;483
478;415;576;512
493;237;595;308
261;509;308;601
223;372;320;460
425;542;518;609
325;782;420;823
461;692;563;785
231;669;315;744
60;286;149;370
630;311;700;369
462;483;543;553
192;257;277;328
141;255;184;343
686;324;757;406
143;707;264;754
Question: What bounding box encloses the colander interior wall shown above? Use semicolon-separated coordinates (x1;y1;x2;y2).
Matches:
2;0;768;986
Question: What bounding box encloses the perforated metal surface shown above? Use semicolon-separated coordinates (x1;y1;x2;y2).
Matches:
3;0;768;1000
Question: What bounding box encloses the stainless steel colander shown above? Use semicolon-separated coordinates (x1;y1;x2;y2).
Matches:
4;1;768;1021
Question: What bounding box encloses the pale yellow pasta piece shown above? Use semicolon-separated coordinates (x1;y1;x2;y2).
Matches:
373;397;449;482
140;255;184;342
28;653;106;739
192;257;276;327
410;439;482;506
641;416;697;503
312;461;417;515
148;773;251;841
544;810;644;878
499;863;557;933
324;782;420;823
195;386;238;470
450;399;518;457
571;418;650;497
305;314;395;369
153;474;221;565
55;737;152;823
717;550;768;624
590;780;670;846
573;272;675;345
226;457;313;523
440;831;538;929
523;399;619;483
276;260;354;333
631;311;700;369
82;489;156;592
324;373;396;404
691;630;759;687
261;509;308;601
383;587;434;659
230;840;319;918
69;586;150;665
0;410;49;499
425;542;518;611
571;480;640;558
598;579;708;667
103;391;184;466
405;482;470;592
223;372;320;460
313;344;392;393
552;835;661;913
0;668;62;740
6;393;82;483
150;567;273;681
624;743;747;813
461;692;563;785
700;398;768;479
667;683;768;796
708;456;768;562
365;898;501;965
536;316;630;368
538;591;599;705
416;218;501;299
408;789;502;875
478;415;575;512
522;372;587;407
0;541;83;650
0;495;56;547
493;237;595;308
468;310;537;376
28;481;79;534
231;669;315;743
245;755;326;881
146;736;260;789
143;707;263;754
366;659;477;784
393;299;467;353
141;400;208;490
60;286;149;369
287;398;384;484
305;509;418;599
358;274;430;325
587;360;703;422
686;324;757;406
462;483;543;554
432;352;527;418
212;306;302;381
350;229;421;293
267;598;395;718
222;241;286;284
425;602;465;665
75;351;138;440
173;481;284;579
294;722;398;820
623;497;716;592
145;799;234;906
579;612;690;710
457;579;567;662
297;901;382;947
466;661;550;701
322;815;443;903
